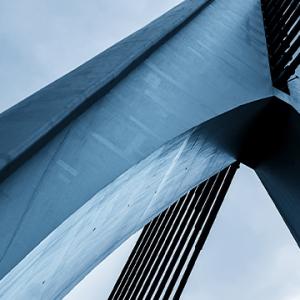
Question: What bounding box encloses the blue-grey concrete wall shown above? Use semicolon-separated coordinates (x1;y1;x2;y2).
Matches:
0;0;273;298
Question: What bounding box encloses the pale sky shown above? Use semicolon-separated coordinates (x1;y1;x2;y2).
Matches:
1;0;300;299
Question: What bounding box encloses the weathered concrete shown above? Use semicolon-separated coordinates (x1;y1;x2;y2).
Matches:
0;0;279;298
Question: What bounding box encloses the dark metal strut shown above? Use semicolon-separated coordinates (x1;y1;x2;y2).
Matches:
108;162;239;299
261;0;300;93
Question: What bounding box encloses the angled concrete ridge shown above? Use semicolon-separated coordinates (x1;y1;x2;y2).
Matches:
0;0;212;182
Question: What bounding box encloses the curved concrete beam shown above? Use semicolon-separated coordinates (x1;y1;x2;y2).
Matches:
0;98;271;299
0;0;278;298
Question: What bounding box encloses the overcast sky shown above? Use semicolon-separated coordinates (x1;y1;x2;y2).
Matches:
1;0;300;299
